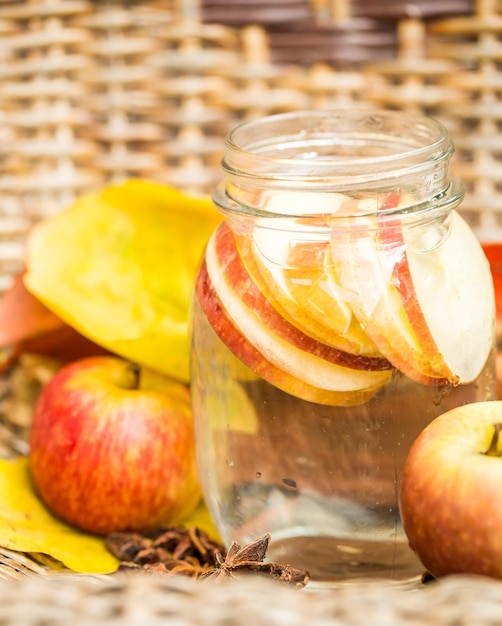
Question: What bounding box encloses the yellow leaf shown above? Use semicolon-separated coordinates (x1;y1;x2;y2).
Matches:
0;457;119;574
24;179;221;383
179;498;222;544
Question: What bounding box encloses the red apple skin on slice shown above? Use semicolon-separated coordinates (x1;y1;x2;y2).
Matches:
377;197;454;382
210;221;391;375
330;218;450;386
195;259;389;407
329;192;450;385
377;209;494;384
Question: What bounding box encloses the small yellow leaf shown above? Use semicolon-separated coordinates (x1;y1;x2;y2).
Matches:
179;498;222;543
0;457;119;574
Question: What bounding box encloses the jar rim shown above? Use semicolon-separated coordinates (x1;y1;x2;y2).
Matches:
222;109;453;186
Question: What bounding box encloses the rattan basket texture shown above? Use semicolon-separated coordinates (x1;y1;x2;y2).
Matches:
1;566;502;625
0;0;501;295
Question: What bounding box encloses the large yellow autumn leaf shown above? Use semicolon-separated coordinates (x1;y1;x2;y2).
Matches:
23;179;221;384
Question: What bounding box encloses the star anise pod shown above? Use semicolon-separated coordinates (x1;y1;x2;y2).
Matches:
202;533;310;588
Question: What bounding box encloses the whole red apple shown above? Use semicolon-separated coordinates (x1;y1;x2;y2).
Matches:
29;356;201;535
399;401;502;579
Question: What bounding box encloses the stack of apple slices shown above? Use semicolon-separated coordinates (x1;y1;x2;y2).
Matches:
197;221;393;406
196;192;494;406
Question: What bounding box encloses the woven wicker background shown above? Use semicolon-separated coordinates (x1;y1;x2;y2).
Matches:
0;0;500;293
1;2;502;619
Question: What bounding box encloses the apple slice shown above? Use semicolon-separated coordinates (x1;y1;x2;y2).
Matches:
330;204;495;385
212;221;391;374
196;259;390;406
400;210;494;383
237;218;382;358
199;222;392;404
237;232;343;349
330;213;448;385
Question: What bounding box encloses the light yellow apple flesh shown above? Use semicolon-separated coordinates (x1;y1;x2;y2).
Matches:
399;401;502;580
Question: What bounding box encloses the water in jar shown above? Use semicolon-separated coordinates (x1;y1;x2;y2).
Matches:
190;111;496;585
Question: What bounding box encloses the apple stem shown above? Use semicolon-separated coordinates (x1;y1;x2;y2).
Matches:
484;423;502;457
128;363;141;390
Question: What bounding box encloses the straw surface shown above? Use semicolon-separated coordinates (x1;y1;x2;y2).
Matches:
2;566;502;625
0;0;500;296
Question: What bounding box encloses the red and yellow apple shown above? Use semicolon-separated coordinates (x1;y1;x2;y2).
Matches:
399;401;502;580
29;355;201;535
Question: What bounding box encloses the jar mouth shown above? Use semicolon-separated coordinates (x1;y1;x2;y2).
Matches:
222;109;453;189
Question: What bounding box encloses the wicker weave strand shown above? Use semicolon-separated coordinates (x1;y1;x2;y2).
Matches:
1;570;502;625
0;0;500;293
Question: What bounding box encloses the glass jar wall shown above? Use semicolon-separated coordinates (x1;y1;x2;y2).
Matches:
190;110;496;586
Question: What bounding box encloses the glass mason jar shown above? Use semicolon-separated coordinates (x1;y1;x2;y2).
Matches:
190;110;496;586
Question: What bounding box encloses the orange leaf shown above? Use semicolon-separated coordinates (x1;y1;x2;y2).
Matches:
0;272;111;370
0;271;62;346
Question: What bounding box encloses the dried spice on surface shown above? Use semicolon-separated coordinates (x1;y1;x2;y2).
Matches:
202;533;310;588
106;528;310;588
106;526;223;579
